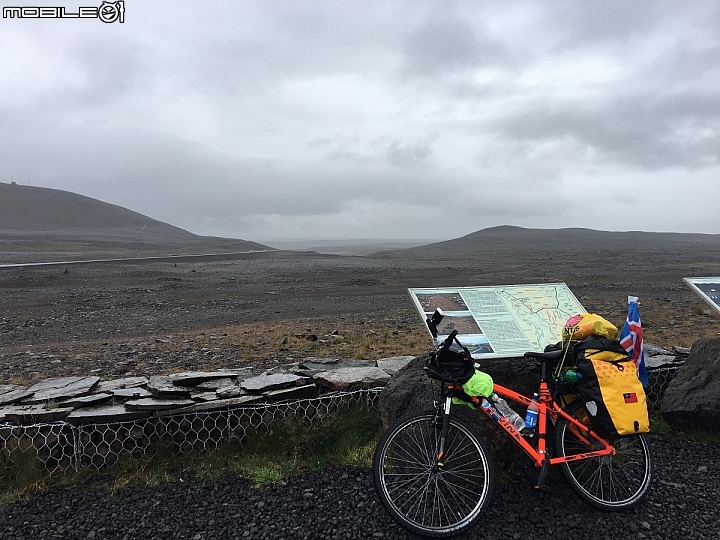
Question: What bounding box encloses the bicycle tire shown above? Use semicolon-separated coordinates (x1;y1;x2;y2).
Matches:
373;409;493;537
555;414;653;510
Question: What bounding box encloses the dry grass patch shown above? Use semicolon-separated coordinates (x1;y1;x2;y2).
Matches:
0;402;383;504
154;313;430;369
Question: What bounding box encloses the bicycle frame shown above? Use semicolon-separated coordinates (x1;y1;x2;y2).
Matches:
485;381;615;469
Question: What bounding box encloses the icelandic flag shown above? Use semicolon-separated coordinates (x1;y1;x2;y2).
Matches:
619;296;649;387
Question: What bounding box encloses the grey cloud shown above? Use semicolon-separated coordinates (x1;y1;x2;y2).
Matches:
538;0;675;48
323;134;436;169
151;2;403;100
323;132;371;165
400;15;507;78
308;136;334;147
0;120;447;223
384;140;434;168
325;149;373;166
491;90;720;170
645;44;720;87
659;91;720;119
67;34;153;105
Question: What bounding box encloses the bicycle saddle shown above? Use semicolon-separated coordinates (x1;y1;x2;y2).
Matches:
523;349;564;361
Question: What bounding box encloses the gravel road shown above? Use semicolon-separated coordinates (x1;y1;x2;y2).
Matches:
0;434;716;540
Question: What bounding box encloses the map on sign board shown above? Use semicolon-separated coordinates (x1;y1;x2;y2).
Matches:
408;283;586;359
683;277;720;316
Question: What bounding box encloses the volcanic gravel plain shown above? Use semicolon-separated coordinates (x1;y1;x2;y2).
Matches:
2;237;720;383
1;229;720;539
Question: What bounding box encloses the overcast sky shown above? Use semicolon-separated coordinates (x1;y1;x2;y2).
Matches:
1;1;719;242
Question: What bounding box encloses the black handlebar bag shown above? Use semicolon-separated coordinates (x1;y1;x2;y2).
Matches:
572;337;649;437
424;348;475;385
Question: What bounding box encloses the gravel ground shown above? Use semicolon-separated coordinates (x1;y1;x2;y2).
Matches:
0;434;716;540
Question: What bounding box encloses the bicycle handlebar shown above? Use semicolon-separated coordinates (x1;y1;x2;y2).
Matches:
443;330;458;350
427;308;467;356
426;308;444;338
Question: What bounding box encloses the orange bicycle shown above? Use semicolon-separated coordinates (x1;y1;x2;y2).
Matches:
373;328;653;538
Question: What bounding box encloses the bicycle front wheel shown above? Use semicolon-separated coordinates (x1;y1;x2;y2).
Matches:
555;416;653;510
373;410;493;538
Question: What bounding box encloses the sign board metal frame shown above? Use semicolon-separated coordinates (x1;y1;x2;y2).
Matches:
408;282;585;360
683;277;720;316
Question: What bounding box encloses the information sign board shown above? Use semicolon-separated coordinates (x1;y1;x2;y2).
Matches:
683;277;720;316
408;283;586;359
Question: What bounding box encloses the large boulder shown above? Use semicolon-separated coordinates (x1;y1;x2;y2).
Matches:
661;338;720;431
379;353;543;472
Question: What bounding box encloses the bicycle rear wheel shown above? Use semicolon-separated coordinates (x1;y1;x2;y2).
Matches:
373;410;493;538
555;415;653;510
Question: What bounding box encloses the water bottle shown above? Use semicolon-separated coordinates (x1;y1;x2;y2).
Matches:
480;398;502;422
524;393;539;437
562;369;582;384
491;393;525;432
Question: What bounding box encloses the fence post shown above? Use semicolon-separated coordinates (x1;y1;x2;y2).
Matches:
72;423;81;473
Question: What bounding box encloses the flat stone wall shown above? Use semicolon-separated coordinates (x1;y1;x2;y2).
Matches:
0;356;414;426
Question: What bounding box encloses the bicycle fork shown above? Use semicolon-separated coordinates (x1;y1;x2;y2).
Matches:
434;395;453;469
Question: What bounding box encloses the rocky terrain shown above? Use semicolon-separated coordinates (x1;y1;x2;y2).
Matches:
1;242;719;387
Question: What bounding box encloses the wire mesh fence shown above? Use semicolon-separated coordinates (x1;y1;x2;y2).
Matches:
646;364;682;412
0;388;381;476
0;365;680;477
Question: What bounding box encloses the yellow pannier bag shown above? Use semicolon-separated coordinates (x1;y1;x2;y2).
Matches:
562;313;619;342
573;337;649;436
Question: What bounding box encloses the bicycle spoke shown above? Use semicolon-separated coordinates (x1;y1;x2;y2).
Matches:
557;417;652;509
386;442;429;469
374;412;493;535
405;422;434;466
436;474;469;517
433;476;449;527
608;448;646;498
385;470;429;499
411;476;433;522
438;472;486;508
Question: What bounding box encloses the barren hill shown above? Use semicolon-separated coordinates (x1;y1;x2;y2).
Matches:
0;182;270;263
0;182;196;233
373;225;720;259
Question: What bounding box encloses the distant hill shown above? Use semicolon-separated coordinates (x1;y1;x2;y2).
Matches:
0;181;194;233
0;182;271;263
373;225;720;259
